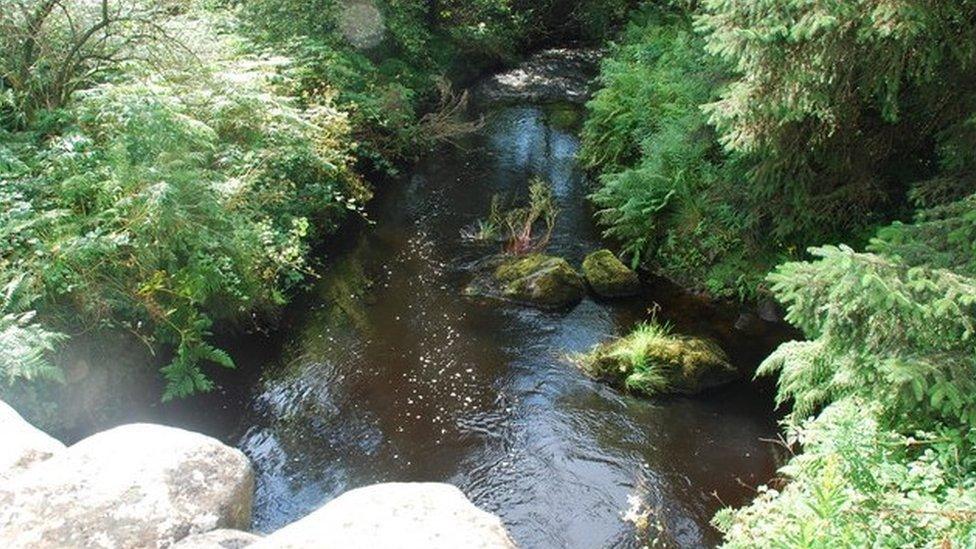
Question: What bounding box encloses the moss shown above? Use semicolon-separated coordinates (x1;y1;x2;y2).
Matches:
582;249;640;297
494;254;585;309
576;322;739;396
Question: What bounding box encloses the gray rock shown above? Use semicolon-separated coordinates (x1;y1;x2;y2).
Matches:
253;483;516;549
0;423;254;548
757;297;784;323
0;399;65;478
174;529;261;548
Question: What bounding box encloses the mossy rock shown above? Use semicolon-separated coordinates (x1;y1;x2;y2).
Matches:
582;249;640;297
465;254;585;310
578;323;739;396
496;254;585;309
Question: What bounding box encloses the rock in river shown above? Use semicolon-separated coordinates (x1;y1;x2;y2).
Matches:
0;423;254;548
581;249;640;297
578;323;740;396
252;483;515;549
465;254;585;309
0;399;65;478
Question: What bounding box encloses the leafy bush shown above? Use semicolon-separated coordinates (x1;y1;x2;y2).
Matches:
239;0;530;172
716;399;976;547
0;11;366;399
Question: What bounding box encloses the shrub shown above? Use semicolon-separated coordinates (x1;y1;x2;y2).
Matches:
580;6;775;298
0;11;366;399
718;222;976;546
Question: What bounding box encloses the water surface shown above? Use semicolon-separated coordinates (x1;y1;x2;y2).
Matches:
231;105;786;547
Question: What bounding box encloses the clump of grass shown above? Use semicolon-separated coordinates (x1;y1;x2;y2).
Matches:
587;322;674;394
573;320;735;396
461;194;505;243
462;178;559;255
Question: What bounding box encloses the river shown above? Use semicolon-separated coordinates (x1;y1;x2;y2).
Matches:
45;63;792;547
208;100;788;547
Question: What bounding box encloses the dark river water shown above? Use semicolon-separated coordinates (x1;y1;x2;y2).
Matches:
51;100;790;547
216;104;787;548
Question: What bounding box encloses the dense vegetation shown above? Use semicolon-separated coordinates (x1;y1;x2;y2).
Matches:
3;0;975;546
581;1;976;300
580;1;976;546
1;2;371;402
0;0;632;406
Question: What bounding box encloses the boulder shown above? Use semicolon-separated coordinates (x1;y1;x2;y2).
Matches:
0;399;65;477
581;250;640;297
252;483;515;549
0;423;254;548
577;323;739;396
495;254;585;308
174;529;261;548
757;297;785;323
465;254;585;309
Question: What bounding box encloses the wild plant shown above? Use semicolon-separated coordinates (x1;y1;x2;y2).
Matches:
503;177;558;255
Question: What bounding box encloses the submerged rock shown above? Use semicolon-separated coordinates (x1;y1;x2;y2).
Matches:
0;399;65;478
252;483;515;549
0;423;254;548
577;323;739;396
582;249;641;297
466;254;585;309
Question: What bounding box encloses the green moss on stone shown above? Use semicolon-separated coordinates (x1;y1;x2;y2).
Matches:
582;249;640;297
495;254;585;309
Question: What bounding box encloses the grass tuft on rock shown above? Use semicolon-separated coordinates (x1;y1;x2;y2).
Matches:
574;321;738;396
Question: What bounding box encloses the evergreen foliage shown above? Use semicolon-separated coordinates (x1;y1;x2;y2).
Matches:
582;1;976;298
580;6;775;298
717;209;976;546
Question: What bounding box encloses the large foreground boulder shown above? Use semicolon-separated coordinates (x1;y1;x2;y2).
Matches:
581;250;640;297
0;423;254;548
0;400;65;478
173;529;262;549
465;254;585;309
253;483;515;549
576;323;740;396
